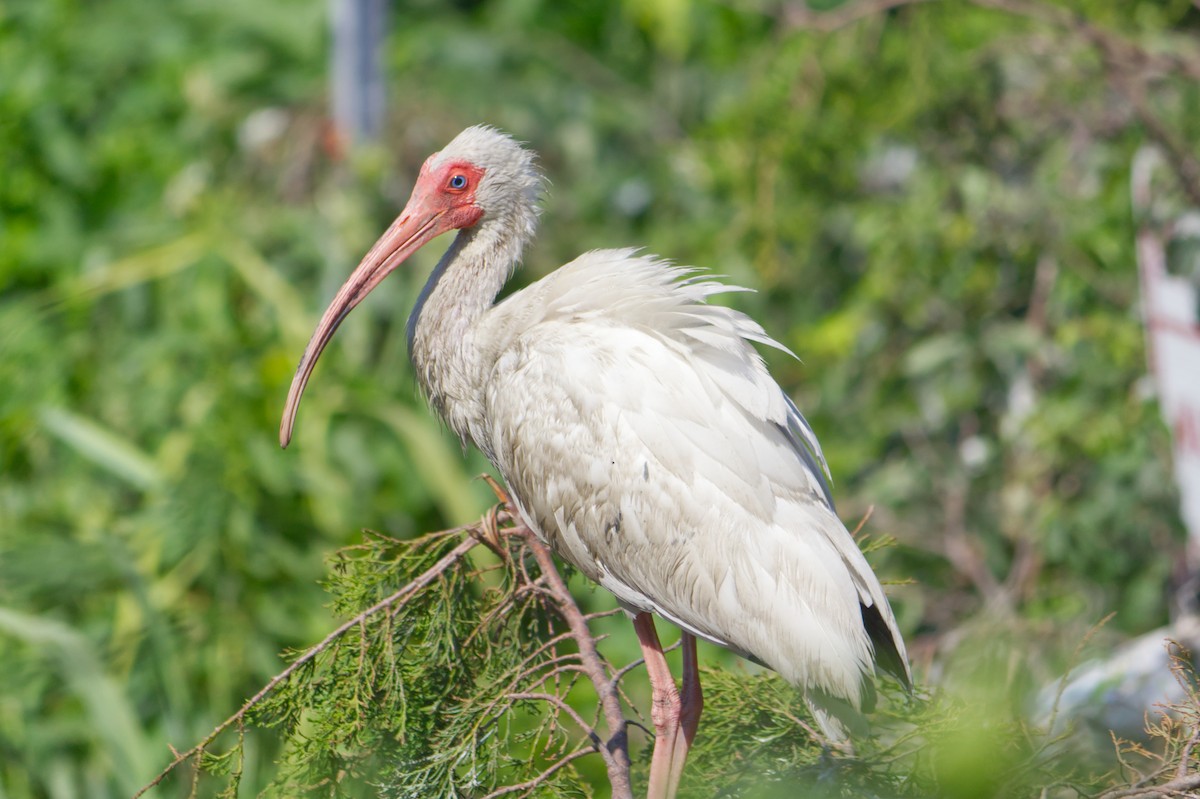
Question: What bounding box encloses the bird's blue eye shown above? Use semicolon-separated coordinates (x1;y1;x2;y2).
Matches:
449;174;468;190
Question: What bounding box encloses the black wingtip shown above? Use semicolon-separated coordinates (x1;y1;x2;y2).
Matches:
861;601;912;693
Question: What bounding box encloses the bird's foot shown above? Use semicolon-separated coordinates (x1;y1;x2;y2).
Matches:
471;502;511;560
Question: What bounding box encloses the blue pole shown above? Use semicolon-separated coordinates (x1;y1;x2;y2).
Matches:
330;0;388;146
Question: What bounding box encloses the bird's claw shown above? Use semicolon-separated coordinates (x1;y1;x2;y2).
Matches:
471;502;510;560
473;473;534;547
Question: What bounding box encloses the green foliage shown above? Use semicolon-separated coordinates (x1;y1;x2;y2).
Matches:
150;526;1145;798
151;527;623;797
256;531;489;795
4;0;1200;796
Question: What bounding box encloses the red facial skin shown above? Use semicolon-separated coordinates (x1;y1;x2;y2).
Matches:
279;158;488;446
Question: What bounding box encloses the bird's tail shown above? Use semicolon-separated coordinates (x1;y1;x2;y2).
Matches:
805;688;870;745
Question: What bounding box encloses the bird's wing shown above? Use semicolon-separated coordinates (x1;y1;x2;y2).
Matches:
479;249;909;706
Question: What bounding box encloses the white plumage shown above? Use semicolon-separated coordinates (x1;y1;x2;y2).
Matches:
281;125;910;795
477;249;891;703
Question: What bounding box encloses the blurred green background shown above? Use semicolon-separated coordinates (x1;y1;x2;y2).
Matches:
2;0;1199;796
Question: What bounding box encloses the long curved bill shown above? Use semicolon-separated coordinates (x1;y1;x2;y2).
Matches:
279;209;446;447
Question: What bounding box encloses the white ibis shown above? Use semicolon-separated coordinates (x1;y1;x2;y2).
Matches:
280;125;911;797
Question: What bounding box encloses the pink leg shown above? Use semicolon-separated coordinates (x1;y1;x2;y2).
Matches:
667;632;702;797
633;613;678;799
632;614;703;799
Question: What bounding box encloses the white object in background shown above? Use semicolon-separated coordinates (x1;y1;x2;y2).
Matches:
1137;162;1200;562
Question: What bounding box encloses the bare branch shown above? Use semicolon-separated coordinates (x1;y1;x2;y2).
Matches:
1097;771;1200;799
515;521;636;799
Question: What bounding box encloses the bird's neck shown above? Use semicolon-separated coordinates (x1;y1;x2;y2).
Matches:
407;217;526;448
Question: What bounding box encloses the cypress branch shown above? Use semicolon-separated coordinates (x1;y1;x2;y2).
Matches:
134;505;640;798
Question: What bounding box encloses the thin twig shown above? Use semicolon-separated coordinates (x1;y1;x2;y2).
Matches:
850;505;875;538
613;654;649;688
479;747;596;799
495;654;584;704
510;692;606;744
583;607;626;622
